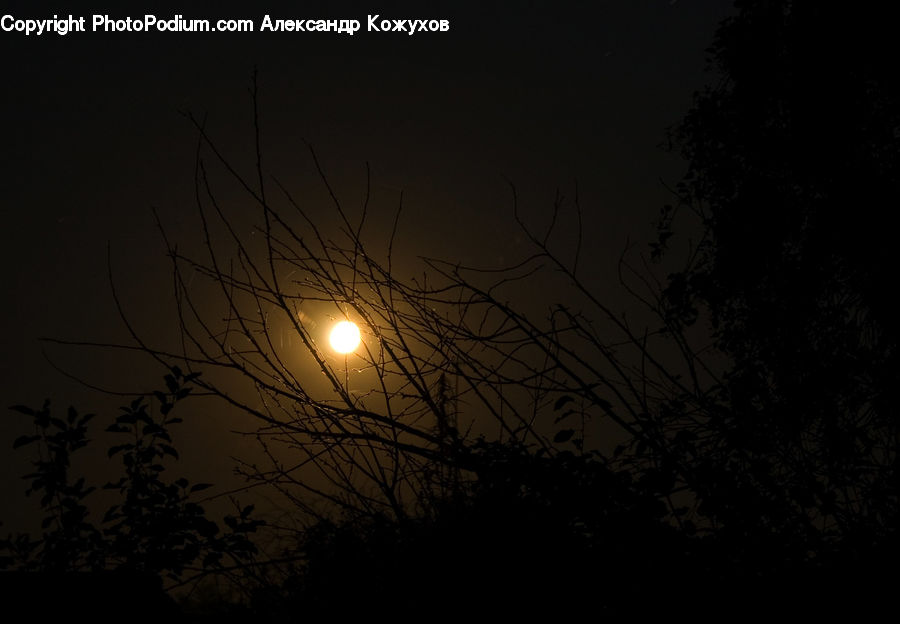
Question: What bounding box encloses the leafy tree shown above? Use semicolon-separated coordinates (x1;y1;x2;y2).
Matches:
656;0;900;557
1;367;262;591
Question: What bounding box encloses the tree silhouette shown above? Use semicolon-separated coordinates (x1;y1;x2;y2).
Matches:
656;0;900;563
1;369;263;618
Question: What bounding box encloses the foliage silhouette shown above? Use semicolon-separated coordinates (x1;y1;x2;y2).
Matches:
654;0;900;564
1;367;262;593
220;437;712;618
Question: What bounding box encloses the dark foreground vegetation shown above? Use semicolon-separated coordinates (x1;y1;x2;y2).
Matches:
3;1;899;619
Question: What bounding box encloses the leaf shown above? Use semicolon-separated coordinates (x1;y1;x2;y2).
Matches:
102;506;121;523
160;444;179;460
9;405;35;416
553;429;575;443
190;483;213;493
142;423;165;436
553;396;574;411
107;444;132;458
175;478;189;489
164;374;178;393
116;412;138;425
12;435;40;449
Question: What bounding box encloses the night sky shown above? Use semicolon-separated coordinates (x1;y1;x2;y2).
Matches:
1;1;735;532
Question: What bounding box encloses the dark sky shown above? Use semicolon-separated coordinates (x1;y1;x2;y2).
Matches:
0;1;735;528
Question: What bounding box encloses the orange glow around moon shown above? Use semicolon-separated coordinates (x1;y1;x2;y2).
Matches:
329;320;361;354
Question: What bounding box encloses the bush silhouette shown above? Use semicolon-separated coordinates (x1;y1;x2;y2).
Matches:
1;367;262;614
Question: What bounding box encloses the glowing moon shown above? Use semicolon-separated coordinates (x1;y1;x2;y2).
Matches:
329;320;361;354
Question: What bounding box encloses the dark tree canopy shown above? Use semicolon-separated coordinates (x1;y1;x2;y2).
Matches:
659;0;900;552
670;1;900;342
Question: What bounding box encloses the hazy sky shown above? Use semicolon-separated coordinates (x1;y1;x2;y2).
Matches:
0;1;735;527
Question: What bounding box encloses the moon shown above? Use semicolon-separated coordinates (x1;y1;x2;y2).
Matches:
329;320;361;354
